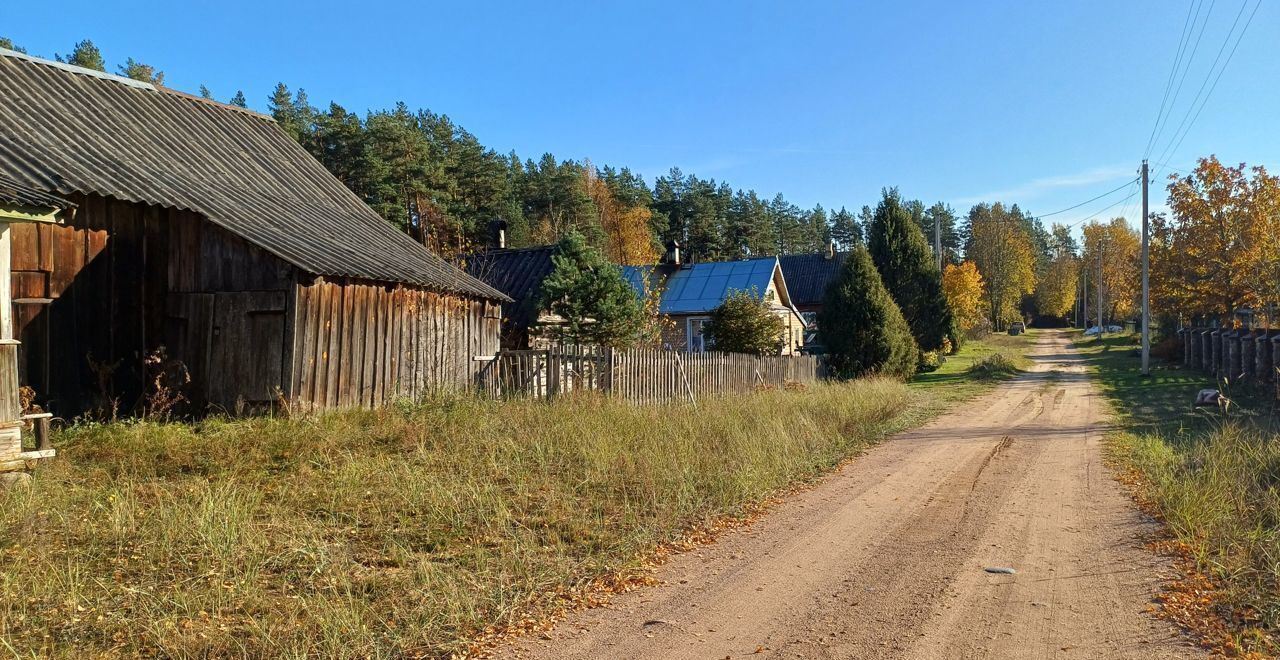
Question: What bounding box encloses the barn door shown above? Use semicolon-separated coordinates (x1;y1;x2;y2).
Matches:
206;291;287;413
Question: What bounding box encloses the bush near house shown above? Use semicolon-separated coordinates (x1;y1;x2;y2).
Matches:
703;289;786;356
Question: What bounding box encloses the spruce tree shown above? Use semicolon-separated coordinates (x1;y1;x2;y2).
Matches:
818;246;917;379
866;189;954;352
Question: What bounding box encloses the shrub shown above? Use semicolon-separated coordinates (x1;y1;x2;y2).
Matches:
965;353;1018;380
703;289;786;355
818;246;918;380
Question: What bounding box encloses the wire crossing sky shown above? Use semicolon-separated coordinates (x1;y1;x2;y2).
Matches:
2;0;1275;228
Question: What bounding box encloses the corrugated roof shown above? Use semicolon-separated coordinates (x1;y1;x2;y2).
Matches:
777;252;848;306
622;257;784;314
0;174;76;211
465;245;558;343
0;48;507;301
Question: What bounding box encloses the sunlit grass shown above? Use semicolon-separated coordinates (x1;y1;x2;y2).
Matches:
1078;330;1280;652
1;381;926;658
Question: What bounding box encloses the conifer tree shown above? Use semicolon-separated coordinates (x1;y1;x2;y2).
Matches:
0;37;26;54
830;206;861;249
818;246;918;379
117;58;164;85
58;40;106;71
866;189;953;352
540;231;645;347
229;91;248;108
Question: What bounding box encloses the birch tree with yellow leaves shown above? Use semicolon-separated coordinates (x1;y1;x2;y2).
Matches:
965;203;1037;330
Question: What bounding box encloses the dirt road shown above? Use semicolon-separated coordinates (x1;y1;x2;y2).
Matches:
497;331;1202;659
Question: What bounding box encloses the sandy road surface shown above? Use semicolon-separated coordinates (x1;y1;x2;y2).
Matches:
497;331;1202;659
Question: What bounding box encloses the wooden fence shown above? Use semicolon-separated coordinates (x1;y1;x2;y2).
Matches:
477;346;825;403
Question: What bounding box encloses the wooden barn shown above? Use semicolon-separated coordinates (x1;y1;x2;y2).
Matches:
0;48;509;416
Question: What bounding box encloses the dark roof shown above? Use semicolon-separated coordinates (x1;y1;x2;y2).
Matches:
464;245;559;338
0;175;76;212
0;48;506;301
777;252;849;306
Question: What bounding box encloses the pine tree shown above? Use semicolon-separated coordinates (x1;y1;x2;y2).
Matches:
0;37;26;54
198;84;214;99
540;231;645;347
117;58;164;85
818;246;918;379
830;206;861;249
866;189;953;352
58;40;105;71
229;91;248;108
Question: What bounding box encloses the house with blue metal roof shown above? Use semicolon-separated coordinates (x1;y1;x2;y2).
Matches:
622;249;807;354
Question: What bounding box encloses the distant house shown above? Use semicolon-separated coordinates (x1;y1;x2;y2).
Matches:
623;245;806;354
464;243;560;350
0;48;509;416
778;248;849;350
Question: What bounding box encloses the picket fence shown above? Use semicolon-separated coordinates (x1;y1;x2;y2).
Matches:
477;346;826;403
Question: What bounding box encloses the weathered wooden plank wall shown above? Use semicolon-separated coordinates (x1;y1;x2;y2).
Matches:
10;192;503;416
290;278;502;410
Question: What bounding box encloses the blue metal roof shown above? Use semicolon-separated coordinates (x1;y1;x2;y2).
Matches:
622;257;781;314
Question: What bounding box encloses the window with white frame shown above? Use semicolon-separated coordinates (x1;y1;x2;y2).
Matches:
687;317;713;352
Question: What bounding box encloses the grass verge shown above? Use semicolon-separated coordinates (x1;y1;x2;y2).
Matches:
1074;331;1279;656
911;329;1036;403
3;380;935;658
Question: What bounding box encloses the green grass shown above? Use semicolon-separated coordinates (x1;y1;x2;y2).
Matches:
1074;331;1280;653
911;329;1037;403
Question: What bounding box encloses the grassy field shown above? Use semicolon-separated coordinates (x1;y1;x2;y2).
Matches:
1074;332;1280;654
0;380;935;658
0;335;1040;658
910;329;1036;402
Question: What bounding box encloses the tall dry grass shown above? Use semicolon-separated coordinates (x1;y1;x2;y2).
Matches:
1116;423;1280;640
0;379;916;657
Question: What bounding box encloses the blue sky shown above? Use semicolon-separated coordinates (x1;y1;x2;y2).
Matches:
2;1;1275;228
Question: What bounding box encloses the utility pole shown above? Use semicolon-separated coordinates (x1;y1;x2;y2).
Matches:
1140;159;1151;376
934;213;942;272
1082;266;1088;330
1097;243;1104;336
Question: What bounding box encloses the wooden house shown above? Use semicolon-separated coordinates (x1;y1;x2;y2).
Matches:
0;48;509;417
464;244;560;350
623;248;806;355
778;247;848;350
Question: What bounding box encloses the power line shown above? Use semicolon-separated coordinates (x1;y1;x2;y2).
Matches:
1153;0;1260;178
1074;185;1141;227
1147;0;1217;159
1144;0;1202;158
1032;177;1139;219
